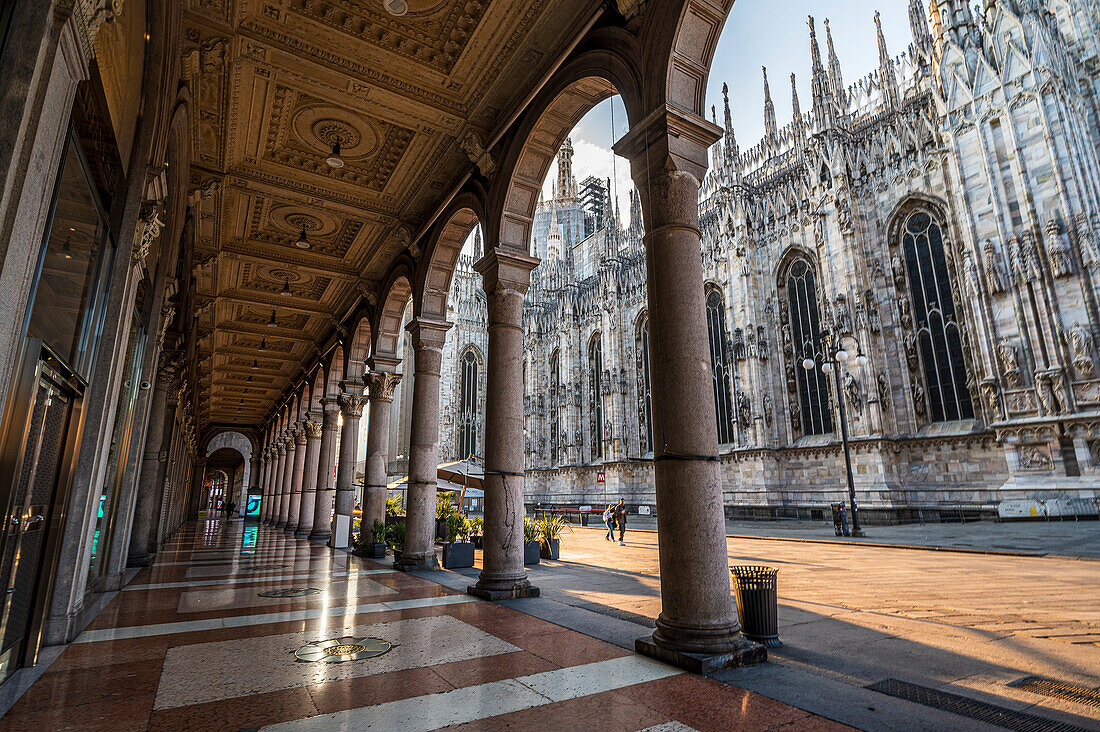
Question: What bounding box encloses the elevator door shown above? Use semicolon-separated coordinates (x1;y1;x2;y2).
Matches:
0;345;81;682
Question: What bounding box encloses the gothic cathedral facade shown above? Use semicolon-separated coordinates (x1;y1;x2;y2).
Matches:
430;1;1100;521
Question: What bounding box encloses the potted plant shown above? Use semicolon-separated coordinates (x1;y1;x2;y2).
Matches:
467;516;484;548
435;493;457;542
386;519;405;564
442;513;475;569
367;519;388;558
523;516;541;565
538;514;571;560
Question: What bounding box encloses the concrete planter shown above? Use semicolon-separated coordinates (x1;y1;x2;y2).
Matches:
523;540;541;565
442;542;474;569
539;539;559;560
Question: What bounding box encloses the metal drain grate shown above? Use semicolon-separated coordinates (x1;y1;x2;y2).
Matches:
257;588;321;598
1008;677;1100;709
294;636;392;663
865;679;1092;732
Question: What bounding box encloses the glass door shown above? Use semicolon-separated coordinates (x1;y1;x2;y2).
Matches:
0;342;83;682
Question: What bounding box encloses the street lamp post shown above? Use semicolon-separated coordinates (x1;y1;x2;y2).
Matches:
802;330;866;538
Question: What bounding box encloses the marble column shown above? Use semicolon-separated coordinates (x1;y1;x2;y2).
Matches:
270;441;287;526
363;367;401;532
278;432;296;529
396;319;452;571
470;249;540;600
286;428;308;533
614;108;764;672
261;446;274;523
311;398;340;541
258;449;271;518
332;389;367;547
127;357;178;566
297;419;323;538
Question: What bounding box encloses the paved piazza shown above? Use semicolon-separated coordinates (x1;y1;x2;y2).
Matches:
496;523;1100;731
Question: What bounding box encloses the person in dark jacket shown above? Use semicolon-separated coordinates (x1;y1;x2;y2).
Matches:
614;499;626;545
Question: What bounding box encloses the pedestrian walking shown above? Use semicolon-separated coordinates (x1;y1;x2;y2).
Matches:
614;499;626;545
602;504;615;541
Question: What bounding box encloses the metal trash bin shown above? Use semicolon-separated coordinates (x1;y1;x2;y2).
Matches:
731;565;782;648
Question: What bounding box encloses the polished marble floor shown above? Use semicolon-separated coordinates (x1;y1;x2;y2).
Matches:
0;519;847;731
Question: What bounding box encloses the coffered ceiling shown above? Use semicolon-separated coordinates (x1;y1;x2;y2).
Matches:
181;0;600;427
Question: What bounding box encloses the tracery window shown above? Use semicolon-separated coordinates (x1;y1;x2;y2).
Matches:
550;349;560;463
705;291;736;444
637;317;653;453
589;335;604;460
458;349;478;458
900;210;974;422
785;260;832;435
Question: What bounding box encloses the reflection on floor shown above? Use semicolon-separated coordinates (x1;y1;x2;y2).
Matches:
0;520;847;731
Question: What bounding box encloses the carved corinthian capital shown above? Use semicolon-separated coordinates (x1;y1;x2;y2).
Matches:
365;371;402;402
304;419;323;439
338;393;368;419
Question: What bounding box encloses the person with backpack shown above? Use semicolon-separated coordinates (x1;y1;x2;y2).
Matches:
614;499;627;545
602;504;615;541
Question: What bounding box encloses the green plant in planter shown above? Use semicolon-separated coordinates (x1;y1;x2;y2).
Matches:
385;519;405;549
371;520;387;545
436;492;458;519
538;514;572;548
523;516;540;543
386;494;405;519
445;512;468;544
466;516;484;538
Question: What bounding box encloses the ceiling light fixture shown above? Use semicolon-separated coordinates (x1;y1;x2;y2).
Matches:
267;308;278;328
294;227;310;249
61;237;72;260
281;277;291;296
251;359;259;370
259;337;267;351
325;141;344;169
383;0;408;16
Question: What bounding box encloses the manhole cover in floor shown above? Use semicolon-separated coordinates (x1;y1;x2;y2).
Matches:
243;564;288;571
257;588;321;598
294;637;392;663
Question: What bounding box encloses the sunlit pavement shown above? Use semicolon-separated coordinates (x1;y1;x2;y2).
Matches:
468;523;1100;731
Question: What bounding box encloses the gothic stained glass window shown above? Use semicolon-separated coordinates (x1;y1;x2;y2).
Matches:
785;260;833;436
638;317;653;454
458;349;478;458
550;349;560;463
705;291;736;444
901;210;974;422
589;335;604;460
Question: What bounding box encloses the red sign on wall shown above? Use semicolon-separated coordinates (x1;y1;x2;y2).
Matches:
597;472;605;483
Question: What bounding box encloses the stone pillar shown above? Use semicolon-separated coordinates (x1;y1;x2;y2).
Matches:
270;441;287;526
332;389;367;547
278;432;296;529
311;398;340;541
470;249;540;600
297;419;323;537
127;357;178;565
286;427;308;533
363;367;401;531
261;446;274;523
257;449;270;518
614;107;764;672
396;319;452;571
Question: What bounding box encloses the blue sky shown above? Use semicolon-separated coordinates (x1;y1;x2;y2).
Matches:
544;1;917;215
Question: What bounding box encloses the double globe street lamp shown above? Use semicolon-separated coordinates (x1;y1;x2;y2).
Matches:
802;329;866;538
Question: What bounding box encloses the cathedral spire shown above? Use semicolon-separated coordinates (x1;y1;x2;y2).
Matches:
791;73;805;146
547;200;561;261
876;12;899;109
722;82;740;172
556;138;576;200
473;225;483;260
808;16;837;131
909;0;933;61
824;19;847;110
762;66;778;147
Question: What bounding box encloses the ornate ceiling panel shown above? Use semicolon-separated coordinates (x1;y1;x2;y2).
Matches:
182;0;602;425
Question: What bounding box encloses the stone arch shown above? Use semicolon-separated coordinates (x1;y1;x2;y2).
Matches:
776;245;822;286
641;0;736;117
416;189;484;321
373;266;416;361
324;345;345;399
345;316;372;382
488;46;644;255
205;430;254;510
884;193;956;250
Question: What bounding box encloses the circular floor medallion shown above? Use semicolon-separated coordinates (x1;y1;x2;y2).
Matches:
257;588;321;598
294;636;392;664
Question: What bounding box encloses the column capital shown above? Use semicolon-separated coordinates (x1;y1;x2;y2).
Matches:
368;355;402;373
474;247;540;295
612;103;721;186
365;371;403;403
405;317;452;351
304;419;324;439
276;442;287;456
338;393;368;419
295;428;309;446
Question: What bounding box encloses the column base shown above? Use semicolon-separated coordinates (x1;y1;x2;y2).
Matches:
635;633;766;674
285;522;298;533
294;528;312;538
467;583;540;601
126;553;154;568
393;553;439;572
275;521;287;529
308;530;331;542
